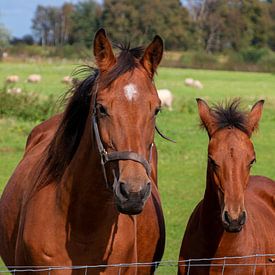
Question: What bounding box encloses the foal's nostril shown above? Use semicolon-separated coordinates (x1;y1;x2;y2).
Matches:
223;211;232;225
239;211;246;225
119;182;130;199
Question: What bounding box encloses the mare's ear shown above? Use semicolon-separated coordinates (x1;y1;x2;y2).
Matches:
247;100;264;136
141;35;163;78
93;28;116;72
196;98;217;138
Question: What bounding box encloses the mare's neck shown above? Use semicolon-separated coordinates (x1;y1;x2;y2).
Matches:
58;118;118;236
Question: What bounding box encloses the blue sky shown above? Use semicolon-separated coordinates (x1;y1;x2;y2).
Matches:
0;0;186;38
0;0;79;37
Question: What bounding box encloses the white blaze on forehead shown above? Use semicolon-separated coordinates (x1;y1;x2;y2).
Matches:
124;83;138;101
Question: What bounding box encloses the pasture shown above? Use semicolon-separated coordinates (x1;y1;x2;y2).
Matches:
1;61;275;273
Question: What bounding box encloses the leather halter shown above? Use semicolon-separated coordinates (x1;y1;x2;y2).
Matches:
91;84;174;189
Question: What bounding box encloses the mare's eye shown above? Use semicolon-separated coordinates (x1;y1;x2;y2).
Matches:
155;107;161;116
249;158;256;167
208;156;218;169
97;104;108;116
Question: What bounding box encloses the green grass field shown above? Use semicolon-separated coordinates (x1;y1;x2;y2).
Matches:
1;62;275;273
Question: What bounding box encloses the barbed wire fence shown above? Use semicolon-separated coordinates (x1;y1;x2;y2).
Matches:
0;254;274;274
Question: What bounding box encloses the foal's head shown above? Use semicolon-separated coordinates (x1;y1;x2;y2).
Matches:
197;99;264;232
93;29;163;214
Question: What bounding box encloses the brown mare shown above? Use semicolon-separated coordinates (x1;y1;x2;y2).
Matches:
178;99;275;274
0;29;165;274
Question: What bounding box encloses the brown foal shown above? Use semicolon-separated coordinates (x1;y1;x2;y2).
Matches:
178;99;275;274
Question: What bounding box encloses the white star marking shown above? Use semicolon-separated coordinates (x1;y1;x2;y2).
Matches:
124;83;138;101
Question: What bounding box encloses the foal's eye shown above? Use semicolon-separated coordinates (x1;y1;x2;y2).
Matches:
249;158;256;167
208;156;218;169
97;104;108;116
154;107;161;116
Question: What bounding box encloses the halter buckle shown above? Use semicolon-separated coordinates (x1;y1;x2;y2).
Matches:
100;149;108;164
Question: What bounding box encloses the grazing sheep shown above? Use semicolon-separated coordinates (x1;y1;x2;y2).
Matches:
27;74;42;83
184;78;203;89
193;80;203;89
157;89;173;111
184;78;194;87
7;88;22;95
6;75;19;83
62;76;73;85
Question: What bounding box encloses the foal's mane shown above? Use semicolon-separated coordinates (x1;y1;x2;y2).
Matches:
44;44;145;183
207;99;250;135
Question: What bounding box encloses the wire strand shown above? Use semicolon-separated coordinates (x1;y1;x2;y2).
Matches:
0;254;274;273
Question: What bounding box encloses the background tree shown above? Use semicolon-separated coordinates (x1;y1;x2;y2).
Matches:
187;0;269;52
71;0;101;47
101;0;142;44
25;0;275;53
32;5;51;46
102;0;191;50
140;0;191;50
239;0;269;48
0;23;11;59
32;4;74;46
47;6;61;46
60;3;75;45
266;1;275;50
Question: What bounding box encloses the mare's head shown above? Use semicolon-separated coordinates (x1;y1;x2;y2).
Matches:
197;99;264;232
92;29;163;214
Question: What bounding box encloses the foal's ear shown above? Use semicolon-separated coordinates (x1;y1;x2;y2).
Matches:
247;100;264;136
196;98;217;138
141;35;163;78
93;28;116;72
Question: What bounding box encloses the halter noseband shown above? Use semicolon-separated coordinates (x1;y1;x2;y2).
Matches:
91;84;174;189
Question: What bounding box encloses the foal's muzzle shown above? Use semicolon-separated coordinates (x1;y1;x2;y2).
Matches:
113;177;151;215
222;210;246;232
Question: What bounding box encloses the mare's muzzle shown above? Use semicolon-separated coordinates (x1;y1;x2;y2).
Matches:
113;176;151;215
102;150;152;214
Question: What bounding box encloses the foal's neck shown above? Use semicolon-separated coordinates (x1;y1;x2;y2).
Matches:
201;166;224;234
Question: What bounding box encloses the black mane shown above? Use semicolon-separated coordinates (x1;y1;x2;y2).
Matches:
44;44;145;182
210;99;249;134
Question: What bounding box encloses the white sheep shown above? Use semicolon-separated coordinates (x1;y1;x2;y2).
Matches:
193;80;203;89
157;89;173;111
2;52;8;59
184;78;194;87
27;74;42;83
7;87;22;95
6;75;19;83
184;78;203;89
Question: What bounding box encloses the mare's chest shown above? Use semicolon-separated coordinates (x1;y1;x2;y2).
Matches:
21;192;138;266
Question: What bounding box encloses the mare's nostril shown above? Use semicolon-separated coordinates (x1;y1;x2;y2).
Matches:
140;182;151;198
119;182;130;199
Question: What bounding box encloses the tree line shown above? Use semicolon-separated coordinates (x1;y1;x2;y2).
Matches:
23;0;275;53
